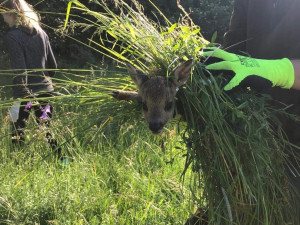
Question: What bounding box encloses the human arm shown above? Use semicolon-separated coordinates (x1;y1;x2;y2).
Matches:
291;60;300;90
6;34;29;97
6;34;26;73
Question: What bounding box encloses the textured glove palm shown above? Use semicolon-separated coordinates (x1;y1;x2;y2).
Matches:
203;48;295;91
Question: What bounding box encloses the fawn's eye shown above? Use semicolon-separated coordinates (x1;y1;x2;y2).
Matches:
165;101;174;111
142;102;148;111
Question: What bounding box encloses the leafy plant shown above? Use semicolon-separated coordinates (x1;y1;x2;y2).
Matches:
64;0;300;224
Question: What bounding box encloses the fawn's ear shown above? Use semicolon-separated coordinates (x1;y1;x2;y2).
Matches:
171;59;193;87
126;62;149;89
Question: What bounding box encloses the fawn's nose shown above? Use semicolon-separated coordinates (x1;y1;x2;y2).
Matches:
149;121;163;134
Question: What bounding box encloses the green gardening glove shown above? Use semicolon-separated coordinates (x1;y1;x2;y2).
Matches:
203;47;295;91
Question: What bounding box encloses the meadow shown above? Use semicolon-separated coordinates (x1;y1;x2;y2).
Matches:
1;0;300;224
0;66;198;224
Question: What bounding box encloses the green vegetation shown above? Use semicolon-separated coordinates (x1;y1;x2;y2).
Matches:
0;68;196;224
0;0;233;76
62;0;300;224
0;0;299;224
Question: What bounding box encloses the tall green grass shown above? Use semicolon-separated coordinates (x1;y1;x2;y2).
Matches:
1;0;299;224
0;1;201;224
62;0;300;224
0;66;197;224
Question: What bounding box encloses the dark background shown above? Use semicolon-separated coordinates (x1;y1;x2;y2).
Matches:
0;0;233;64
0;0;233;97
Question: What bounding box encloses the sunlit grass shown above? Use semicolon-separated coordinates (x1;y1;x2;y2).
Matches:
62;0;300;224
0;71;197;223
0;0;299;224
0;1;201;224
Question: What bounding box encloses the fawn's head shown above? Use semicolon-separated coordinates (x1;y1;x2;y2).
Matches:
127;59;193;134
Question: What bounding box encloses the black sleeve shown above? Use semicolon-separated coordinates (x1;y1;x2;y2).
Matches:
223;0;248;53
6;34;29;97
45;33;57;77
6;34;26;73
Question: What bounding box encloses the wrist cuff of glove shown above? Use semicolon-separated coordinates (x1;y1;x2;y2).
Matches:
276;58;295;89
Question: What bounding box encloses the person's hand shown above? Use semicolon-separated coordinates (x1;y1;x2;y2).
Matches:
202;47;295;91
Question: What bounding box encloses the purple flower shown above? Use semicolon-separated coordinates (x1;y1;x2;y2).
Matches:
42;105;52;114
40;105;51;120
25;102;32;109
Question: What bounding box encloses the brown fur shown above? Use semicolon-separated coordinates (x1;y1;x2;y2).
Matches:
112;59;193;133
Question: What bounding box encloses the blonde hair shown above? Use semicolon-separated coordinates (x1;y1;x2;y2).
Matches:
0;0;41;32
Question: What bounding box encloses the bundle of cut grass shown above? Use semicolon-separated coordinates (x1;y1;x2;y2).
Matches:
65;0;300;224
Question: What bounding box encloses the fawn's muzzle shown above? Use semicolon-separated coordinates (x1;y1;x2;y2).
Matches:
149;121;164;134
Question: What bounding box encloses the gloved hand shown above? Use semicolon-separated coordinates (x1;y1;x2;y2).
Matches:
202;47;295;91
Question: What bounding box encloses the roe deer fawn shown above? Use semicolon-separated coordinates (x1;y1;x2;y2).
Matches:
112;59;193;134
